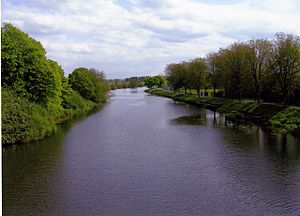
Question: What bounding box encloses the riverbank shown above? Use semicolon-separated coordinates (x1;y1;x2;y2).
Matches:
2;88;108;146
146;88;300;135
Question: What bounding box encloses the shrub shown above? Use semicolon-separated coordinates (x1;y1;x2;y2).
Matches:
1;88;57;145
269;107;300;133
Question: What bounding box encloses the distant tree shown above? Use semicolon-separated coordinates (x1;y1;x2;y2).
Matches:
144;75;167;88
246;39;272;103
144;76;156;88
187;58;207;96
226;42;250;100
165;63;185;91
128;79;139;88
206;52;221;96
270;33;300;105
213;49;231;97
155;75;167;88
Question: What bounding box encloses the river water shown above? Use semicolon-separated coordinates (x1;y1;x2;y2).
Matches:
3;88;300;216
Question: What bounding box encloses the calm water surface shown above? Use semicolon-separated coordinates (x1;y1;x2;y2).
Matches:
3;88;300;216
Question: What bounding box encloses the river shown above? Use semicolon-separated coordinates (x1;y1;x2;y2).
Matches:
3;88;300;216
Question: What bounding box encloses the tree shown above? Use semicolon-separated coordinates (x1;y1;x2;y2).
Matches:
270;33;300;105
144;76;156;88
1;23;59;105
165;63;185;91
86;68;109;102
144;75;167;88
206;52;221;96
188;58;207;96
68;68;95;101
246;39;272;103
226;42;250;100
155;75;167;88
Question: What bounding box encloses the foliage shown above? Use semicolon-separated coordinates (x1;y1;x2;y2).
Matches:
246;39;272;103
163;32;300;105
84;68;109;103
68;68;96;101
144;75;167;88
1;23;109;145
61;77;94;111
147;89;299;134
2;88;57;145
270;33;300;105
109;76;146;89
269;107;300;134
1;23;60;105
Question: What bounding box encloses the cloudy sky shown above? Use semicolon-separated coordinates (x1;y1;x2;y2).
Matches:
2;0;300;78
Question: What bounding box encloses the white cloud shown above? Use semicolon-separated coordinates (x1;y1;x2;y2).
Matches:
2;0;300;78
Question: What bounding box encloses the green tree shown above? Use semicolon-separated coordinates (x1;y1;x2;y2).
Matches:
68;68;96;101
144;76;156;88
155;75;167;88
206;52;221;96
86;68;109;103
270;33;300;105
165;63;185;91
226;42;250;100
246;39;272;103
1;23;59;105
187;58;207;96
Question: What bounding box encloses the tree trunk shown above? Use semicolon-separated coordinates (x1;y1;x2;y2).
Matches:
196;87;200;97
213;86;216;97
283;85;288;106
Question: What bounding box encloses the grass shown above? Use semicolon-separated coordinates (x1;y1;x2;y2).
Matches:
146;88;300;134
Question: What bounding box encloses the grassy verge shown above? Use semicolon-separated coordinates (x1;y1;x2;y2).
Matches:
146;88;300;135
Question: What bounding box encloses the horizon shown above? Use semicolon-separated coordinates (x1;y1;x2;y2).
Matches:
2;0;300;79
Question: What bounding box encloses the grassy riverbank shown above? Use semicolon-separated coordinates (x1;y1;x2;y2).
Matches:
146;88;300;134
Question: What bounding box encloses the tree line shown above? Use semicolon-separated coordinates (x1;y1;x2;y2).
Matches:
108;76;147;89
1;23;109;144
164;33;300;105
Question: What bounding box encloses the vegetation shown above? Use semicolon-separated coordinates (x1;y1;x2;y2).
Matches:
164;33;300;106
146;89;300;134
144;75;167;88
108;76;147;89
1;23;109;145
269;107;300;134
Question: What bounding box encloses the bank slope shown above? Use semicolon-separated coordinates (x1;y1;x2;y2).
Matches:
146;88;300;135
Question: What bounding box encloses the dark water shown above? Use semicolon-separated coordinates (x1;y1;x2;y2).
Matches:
3;88;300;216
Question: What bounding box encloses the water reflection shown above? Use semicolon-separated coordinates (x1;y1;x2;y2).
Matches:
174;109;300;162
257;129;300;161
130;88;139;94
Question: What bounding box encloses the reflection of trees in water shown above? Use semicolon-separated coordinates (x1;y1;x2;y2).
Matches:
257;129;300;161
174;108;300;163
130;89;138;94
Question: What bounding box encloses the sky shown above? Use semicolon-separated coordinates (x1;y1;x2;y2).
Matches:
2;0;300;79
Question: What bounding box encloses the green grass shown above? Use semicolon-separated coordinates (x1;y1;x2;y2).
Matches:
146;88;299;134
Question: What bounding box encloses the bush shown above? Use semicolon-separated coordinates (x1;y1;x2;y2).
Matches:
2;88;57;145
61;78;94;113
269;107;300;134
